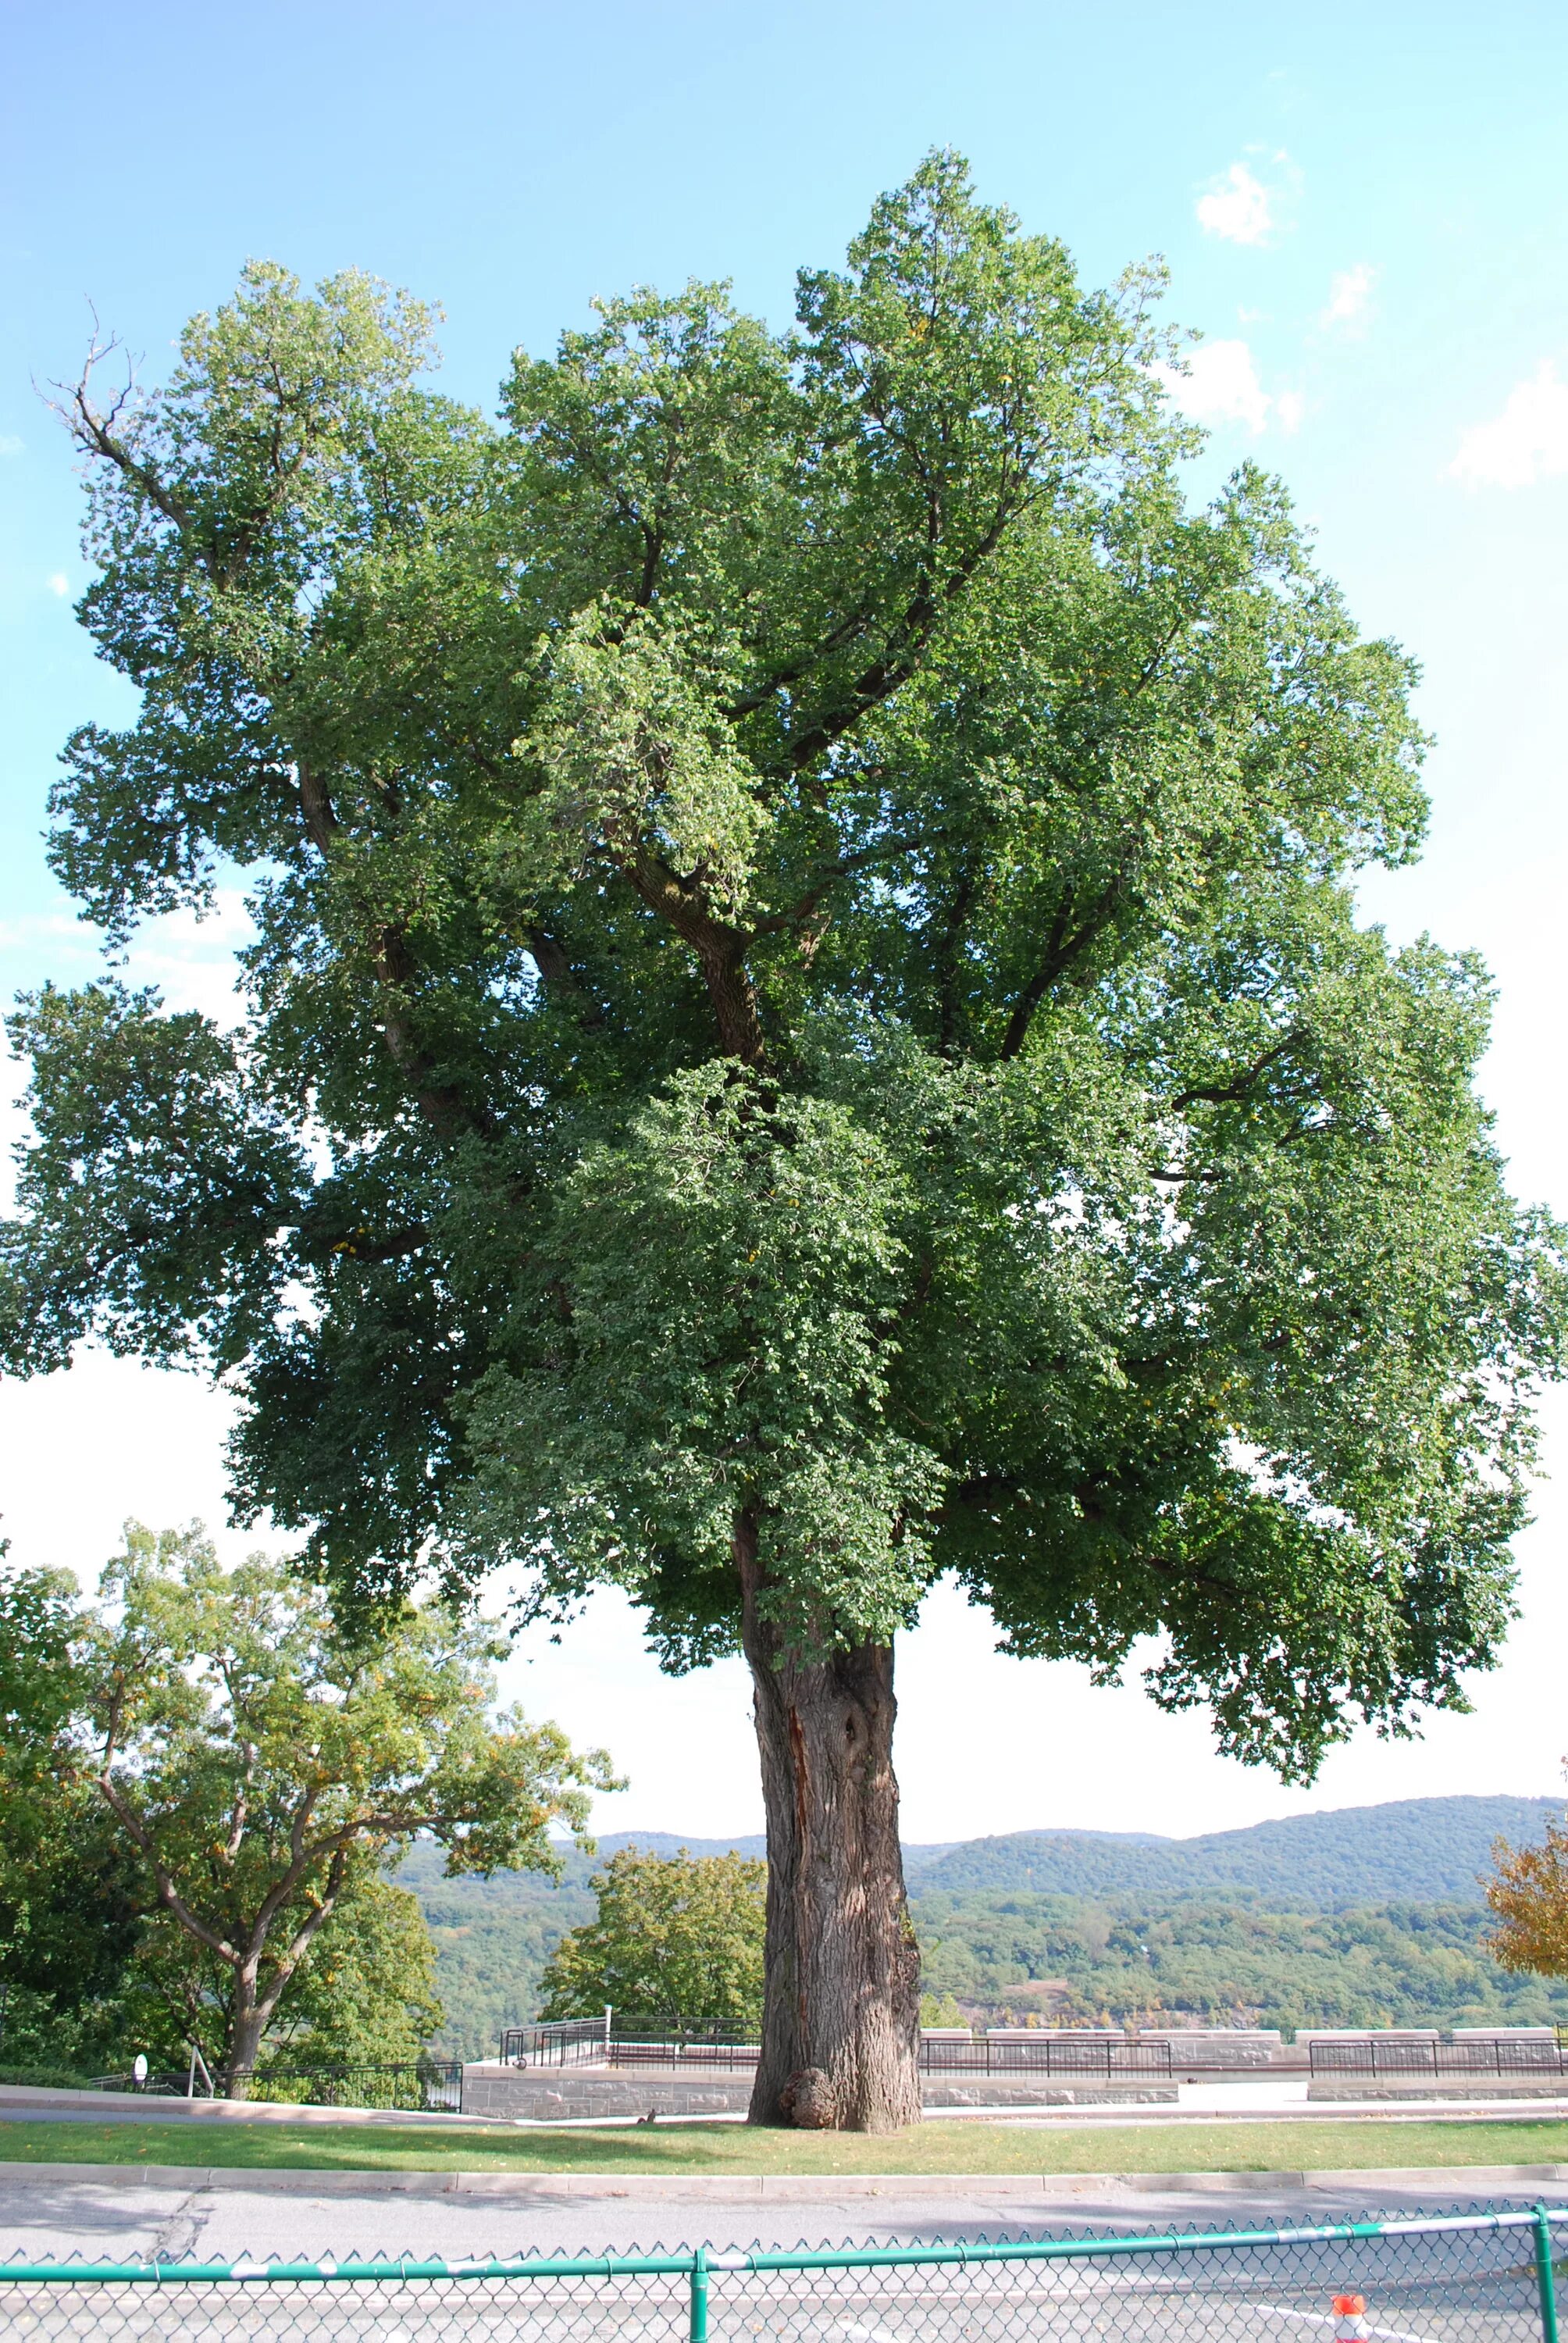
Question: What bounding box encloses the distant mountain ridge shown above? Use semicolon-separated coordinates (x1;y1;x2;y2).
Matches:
911;1796;1563;1903
493;1793;1566;1903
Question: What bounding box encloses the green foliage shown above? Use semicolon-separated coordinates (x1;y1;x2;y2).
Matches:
538;1845;767;2030
0;1789;143;2070
462;1068;944;1660
2;983;311;1371
0;1557;83;1740
914;1890;1568;2034
0;1560;143;2071
256;1878;442;2072
414;1871;595;2059
5;151;1563;1799
0;1528;614;2084
92;1874;447;2083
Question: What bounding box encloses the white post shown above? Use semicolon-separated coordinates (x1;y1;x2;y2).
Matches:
604;2004;612;2057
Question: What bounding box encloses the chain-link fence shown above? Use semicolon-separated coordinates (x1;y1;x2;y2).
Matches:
0;2206;1563;2343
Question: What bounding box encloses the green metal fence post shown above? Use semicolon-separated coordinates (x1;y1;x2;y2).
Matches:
1536;2205;1559;2343
690;2246;709;2343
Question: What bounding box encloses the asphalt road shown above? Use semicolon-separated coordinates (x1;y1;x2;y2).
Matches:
0;2171;1563;2259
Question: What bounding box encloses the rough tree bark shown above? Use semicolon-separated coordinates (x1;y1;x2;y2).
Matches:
736;1514;922;2133
225;1998;269;2099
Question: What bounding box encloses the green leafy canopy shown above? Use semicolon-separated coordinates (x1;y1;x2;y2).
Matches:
538;1844;767;2032
5;152;1564;1785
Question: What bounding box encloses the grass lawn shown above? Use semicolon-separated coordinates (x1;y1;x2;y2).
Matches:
0;2118;1566;2175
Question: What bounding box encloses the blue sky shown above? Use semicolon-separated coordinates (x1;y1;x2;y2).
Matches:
2;0;1566;1838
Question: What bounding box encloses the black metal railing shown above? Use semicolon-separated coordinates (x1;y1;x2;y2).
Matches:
501;2017;758;2067
920;2035;1173;2076
609;2027;759;2067
500;2019;611;2067
497;2019;1173;2077
501;2015;759;2071
1308;2035;1568;2077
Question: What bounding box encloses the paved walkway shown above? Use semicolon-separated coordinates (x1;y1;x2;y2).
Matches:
5;2082;1568;2131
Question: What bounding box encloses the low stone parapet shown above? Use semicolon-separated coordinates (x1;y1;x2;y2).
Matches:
1307;2076;1568;2101
1143;2031;1284;2068
461;2065;1181;2119
923;2078;1179;2108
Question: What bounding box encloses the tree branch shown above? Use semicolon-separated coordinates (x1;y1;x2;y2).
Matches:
1172;1032;1306;1112
731;498;1022;776
525;927;608;1029
252;1842;354;2025
291;763;497;1143
747;835;918;938
95;1766;241;1967
295;759;339;853
46;325;194;533
626;851;769;1066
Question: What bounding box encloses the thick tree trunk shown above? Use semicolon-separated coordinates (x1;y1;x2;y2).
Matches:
224;1993;268;2100
736;1517;921;2133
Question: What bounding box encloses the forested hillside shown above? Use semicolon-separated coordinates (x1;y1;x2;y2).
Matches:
915;1797;1561;1902
399;1798;1567;2058
914;1892;1568;2032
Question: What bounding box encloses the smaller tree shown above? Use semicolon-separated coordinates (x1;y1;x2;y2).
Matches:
1486;1794;1568;1979
539;1846;766;2032
120;1868;445;2084
0;1557;143;2074
13;1524;618;2092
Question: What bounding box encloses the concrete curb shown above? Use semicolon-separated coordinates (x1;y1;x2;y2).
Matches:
2;2161;1567;2199
0;2087;498;2131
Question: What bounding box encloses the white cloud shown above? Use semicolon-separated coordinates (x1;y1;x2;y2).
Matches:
0;912;84;952
1321;262;1377;328
1450;360;1568;488
0;891;254;1045
1154;339;1274;435
118;892;256;1025
1196;162;1273;245
47;572;69;597
1274;388;1306;435
0;433;22;458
